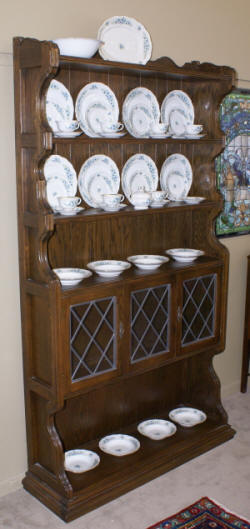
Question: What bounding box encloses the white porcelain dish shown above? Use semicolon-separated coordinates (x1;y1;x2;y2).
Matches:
54;206;84;216
150;199;169;208
46;176;73;210
123;87;160;137
121;154;158;200
98;16;152;65
64;449;100;473
160;154;192;201
169;407;207;427
161;90;194;127
166;248;204;262
169;108;190;137
127;255;169;270
137;419;177;440
53;268;92;286
54;131;83;138
182;196;205;205
44;155;77;193
87;260;131;277
75;83;119;137
99;434;140;456
78;155;120;208
46;80;74;132
100;203;127;212
53;38;101;58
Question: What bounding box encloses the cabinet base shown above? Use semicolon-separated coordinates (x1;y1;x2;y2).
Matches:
23;423;235;522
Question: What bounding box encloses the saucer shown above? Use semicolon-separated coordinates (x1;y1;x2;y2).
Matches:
100;203;127;212
54;206;84;216
64;449;100;473
169;407;207;427
99;434;140;456
54;131;83;138
99;131;127;138
150;199;169;208
137;419;177;440
149;132;170;139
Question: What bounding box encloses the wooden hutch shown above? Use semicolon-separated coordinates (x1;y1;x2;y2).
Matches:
13;37;236;522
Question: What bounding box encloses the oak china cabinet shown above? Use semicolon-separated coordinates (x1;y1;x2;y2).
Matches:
13;36;236;522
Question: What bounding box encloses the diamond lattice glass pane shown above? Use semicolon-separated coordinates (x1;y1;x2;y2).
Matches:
130;284;170;363
182;274;216;346
70;297;116;382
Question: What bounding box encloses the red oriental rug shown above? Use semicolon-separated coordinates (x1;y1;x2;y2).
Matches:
147;497;250;529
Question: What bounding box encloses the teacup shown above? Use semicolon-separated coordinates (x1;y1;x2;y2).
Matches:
100;120;124;135
58;196;81;209
55;120;79;132
185;123;203;135
102;193;124;207
151;190;167;202
150;121;168;135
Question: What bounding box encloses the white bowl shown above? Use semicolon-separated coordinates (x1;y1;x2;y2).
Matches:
53;38;101;58
87;260;131;277
99;434;140;456
166;249;204;262
169;407;207;428
53;267;92;285
64;449;100;473
182;196;205;205
137;419;177;440
127;255;169;270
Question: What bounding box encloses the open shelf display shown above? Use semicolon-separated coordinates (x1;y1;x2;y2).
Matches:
13;37;236;522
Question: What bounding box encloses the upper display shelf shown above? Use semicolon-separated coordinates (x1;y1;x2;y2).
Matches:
16;37;236;83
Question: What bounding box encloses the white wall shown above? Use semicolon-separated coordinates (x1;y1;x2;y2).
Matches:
0;0;249;496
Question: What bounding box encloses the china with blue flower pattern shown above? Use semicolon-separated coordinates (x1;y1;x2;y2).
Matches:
122;87;160;138
161;90;194;129
98;16;152;65
78;155;120;208
121;153;158;201
75;82;119;137
46;79;74;132
44;155;77;210
160;154;193;201
99;434;140;456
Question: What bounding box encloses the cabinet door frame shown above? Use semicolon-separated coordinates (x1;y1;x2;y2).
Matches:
176;264;223;357
61;284;124;395
122;274;177;375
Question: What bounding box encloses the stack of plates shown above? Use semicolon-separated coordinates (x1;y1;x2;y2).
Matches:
122;87;160;138
44;155;78;212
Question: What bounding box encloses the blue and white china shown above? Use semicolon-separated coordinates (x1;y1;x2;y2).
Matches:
98;16;152;65
55;119;79;132
122;87;160;137
160;154;193;201
75;83;119;137
102;193;124;207
182;196;205;205
64;449;100;473
101;203;127;212
87;260;131;277
78;155;120;208
53;268;92;286
99;434;140;456
122;154;158;201
54;206;84;216
46;79;74;132
137;419;177;440
129;189;152;209
127;255;169;270
44;155;77;210
54;130;83;138
166;248;204;262
169;108;190;137
169;407;207;427
161;90;194;128
46;176;72;210
57;196;81;210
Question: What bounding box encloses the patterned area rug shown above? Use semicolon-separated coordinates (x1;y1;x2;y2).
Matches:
147;497;250;529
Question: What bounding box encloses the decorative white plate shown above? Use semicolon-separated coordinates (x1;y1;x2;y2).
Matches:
122;154;158;200
169;407;207;427
99;434;140;456
166;248;204;262
44;155;77;196
98;16;152;65
127;255;169;270
64;449;100;473
123;87;160;137
129;105;153;137
169;108;189;137
137;419;177;440
182;196;205;205
87;260;131;277
46;80;74;132
160;154;192;201
161;90;194;128
53;268;92;286
75;83;119;137
54;206;84;216
46;177;73;210
78;155;120;207
100;131;127;138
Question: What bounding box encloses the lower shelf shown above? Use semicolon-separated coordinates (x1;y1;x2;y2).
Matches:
23;419;235;522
